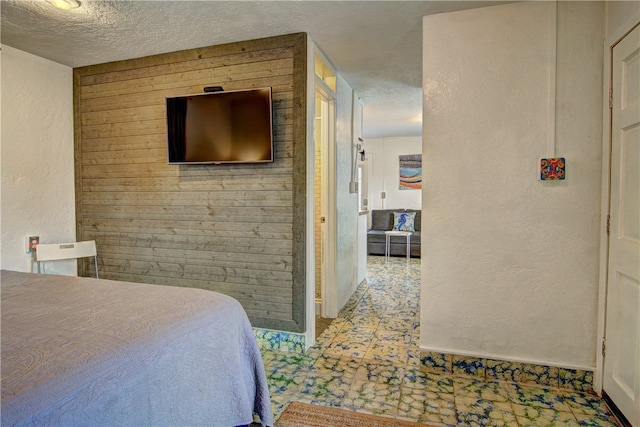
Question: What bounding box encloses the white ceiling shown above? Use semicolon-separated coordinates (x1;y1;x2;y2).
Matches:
1;0;504;138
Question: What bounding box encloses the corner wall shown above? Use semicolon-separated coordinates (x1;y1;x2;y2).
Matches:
421;2;604;369
1;46;76;275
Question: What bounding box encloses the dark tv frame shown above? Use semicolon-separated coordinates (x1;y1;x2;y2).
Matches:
166;87;274;165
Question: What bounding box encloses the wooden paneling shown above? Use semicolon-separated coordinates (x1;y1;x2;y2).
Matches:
74;33;307;332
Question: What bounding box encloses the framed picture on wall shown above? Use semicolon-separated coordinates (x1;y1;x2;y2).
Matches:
399;154;422;190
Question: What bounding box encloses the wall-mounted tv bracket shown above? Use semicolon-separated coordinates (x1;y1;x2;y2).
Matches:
204;86;224;93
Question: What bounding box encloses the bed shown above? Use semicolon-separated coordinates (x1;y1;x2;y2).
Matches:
0;270;273;427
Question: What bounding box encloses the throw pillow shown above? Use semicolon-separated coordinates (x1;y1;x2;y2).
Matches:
392;212;416;232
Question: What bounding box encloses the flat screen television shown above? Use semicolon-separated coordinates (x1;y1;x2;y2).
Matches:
166;87;273;164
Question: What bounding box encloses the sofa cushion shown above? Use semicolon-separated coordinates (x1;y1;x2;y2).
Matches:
392;211;416;232
371;209;421;231
366;230;387;243
405;209;421;231
371;209;396;230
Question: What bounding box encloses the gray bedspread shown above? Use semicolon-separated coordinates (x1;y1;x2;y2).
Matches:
1;270;273;427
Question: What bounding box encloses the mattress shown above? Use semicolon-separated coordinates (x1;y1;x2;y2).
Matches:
1;270;273;427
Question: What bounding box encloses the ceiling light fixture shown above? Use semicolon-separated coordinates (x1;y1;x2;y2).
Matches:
47;0;81;10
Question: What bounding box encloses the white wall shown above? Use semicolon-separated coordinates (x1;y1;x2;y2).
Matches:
1;45;77;275
421;2;604;369
366;136;422;214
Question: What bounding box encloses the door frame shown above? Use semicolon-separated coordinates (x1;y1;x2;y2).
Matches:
595;12;640;394
306;45;338;341
315;83;337;319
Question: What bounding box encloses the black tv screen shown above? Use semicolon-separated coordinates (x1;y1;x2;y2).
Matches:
166;87;273;164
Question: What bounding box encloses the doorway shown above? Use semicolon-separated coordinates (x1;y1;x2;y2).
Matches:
313;53;337;337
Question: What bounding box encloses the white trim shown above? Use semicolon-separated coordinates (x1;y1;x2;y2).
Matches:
313;44;338;320
305;37;317;350
596;12;640;395
419;345;595;372
324;93;338;318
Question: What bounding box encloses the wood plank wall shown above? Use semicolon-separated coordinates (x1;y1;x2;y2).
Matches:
73;33;307;332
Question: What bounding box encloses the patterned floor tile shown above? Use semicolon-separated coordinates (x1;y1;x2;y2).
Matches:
387;306;420;318
453;377;513;402
375;326;413;345
266;370;304;396
269;397;290;421
341;314;380;331
297;370;354;406
351;303;387;318
266;366;308;394
397;387;457;425
342;379;401;417
355;359;405;385
261;256;620;427
508;384;571;412
403;368;455;393
303;345;324;361
323;339;371;360
267;351;315;371
455;396;517;426
513;404;580;426
378;316;419;334
572;411;621;426
363;339;410;363
405;347;423;370
561;391;614;417
310;354;360;379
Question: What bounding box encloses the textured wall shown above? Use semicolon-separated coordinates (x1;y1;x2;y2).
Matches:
421;2;604;368
1;46;77;275
73;34;307;332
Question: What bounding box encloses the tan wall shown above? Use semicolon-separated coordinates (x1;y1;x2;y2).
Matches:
73;33;307;332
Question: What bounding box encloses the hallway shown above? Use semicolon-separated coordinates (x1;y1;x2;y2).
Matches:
261;256;620;426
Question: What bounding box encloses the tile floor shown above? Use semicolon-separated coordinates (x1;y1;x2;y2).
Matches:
261;256;621;426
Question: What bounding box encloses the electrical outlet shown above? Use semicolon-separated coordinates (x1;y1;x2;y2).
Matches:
26;236;40;253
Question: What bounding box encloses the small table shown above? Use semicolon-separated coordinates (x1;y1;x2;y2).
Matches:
384;230;412;261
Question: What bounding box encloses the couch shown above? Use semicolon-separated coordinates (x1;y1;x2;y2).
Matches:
367;209;421;257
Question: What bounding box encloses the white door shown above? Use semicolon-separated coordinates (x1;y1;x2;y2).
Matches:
603;22;640;426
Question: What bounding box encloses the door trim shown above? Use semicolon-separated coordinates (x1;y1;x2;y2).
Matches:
311;46;338;324
318;85;337;319
596;13;640;395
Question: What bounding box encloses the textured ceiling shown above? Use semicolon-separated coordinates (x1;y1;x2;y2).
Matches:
1;0;504;138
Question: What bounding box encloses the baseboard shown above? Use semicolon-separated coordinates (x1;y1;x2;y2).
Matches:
419;345;594;371
419;349;594;392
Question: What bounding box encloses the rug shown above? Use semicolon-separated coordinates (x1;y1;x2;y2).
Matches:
275;401;433;427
